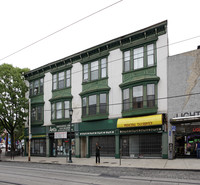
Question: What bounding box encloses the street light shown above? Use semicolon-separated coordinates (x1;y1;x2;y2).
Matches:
68;108;73;163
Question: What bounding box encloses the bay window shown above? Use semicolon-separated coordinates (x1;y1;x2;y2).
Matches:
147;84;155;107
89;95;97;115
133;86;143;108
123;88;130;111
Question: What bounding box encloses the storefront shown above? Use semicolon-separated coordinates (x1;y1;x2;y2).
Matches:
170;115;200;158
48;125;75;157
76;119;117;158
117;114;168;158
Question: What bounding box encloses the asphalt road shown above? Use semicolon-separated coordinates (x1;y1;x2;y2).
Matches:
0;162;200;185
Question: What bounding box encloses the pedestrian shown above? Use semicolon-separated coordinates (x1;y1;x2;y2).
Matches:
196;141;200;158
21;146;24;156
0;148;2;161
95;142;101;164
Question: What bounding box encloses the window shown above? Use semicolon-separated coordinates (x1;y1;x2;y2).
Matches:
123;89;130;111
64;101;70;118
31;105;43;122
89;95;97;115
58;72;64;89
147;44;154;66
100;94;107;114
83;64;88;82
147;84;155;107
56;102;62;119
29;78;44;96
51;100;71;120
83;57;107;82
133;47;144;70
124;50;130;72
101;58;107;78
133;86;143;108
82;93;108;117
82;97;87;116
53;69;71;90
123;43;156;72
91;61;98;80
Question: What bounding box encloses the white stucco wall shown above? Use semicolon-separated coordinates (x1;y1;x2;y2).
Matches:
71;62;82;123
157;33;169;113
43;72;52;126
108;48;122;119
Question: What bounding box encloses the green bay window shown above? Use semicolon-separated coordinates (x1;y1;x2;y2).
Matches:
123;42;156;72
29;77;44;97
52;69;71;90
81;92;108;120
31;105;44;123
147;84;155;107
123;88;130;111
82;57;107;82
133;85;143;109
51;100;71;121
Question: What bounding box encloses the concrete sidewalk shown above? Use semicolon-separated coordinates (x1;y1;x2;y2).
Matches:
1;153;200;171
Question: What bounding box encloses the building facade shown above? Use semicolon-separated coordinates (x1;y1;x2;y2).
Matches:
168;49;200;159
25;20;169;159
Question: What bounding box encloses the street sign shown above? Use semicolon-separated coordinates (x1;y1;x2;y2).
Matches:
172;126;176;131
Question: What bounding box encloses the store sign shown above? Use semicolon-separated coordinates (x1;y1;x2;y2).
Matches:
79;130;115;136
120;127;162;134
54;132;67;139
175;111;200;118
50;125;74;133
117;114;162;128
193;128;200;132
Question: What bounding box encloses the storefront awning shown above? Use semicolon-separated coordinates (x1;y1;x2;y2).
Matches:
117;114;163;128
170;115;200;124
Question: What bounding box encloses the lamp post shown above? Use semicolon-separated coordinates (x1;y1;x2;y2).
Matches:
68;108;73;163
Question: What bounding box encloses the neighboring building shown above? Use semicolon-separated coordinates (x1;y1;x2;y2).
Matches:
168;48;200;159
24;20;169;159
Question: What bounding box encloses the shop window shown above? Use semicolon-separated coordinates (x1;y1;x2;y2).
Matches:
52;69;71;90
147;84;155;107
133;86;143;108
123;88;130;111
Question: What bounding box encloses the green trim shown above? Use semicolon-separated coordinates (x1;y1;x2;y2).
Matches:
51;119;70;125
120;37;158;51
31;121;44;127
81;52;109;64
52;88;72;99
51;64;72;74
82;114;108;122
26;74;45;81
31;95;44;104
122;107;158;117
49;95;73;102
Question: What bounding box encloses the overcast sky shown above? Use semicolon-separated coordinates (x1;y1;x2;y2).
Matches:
0;0;200;70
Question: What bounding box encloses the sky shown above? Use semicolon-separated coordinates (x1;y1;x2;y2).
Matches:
0;0;200;70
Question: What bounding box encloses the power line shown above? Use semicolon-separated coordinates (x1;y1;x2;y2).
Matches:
0;0;123;62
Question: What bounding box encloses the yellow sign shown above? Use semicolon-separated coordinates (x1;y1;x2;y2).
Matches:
117;114;163;128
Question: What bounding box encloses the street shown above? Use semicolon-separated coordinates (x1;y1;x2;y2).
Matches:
1;162;200;185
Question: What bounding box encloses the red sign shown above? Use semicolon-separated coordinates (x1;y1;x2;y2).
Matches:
193;128;200;132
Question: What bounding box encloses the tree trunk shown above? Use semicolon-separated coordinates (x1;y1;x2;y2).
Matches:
10;130;15;159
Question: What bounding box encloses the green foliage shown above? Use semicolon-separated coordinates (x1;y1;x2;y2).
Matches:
0;63;29;150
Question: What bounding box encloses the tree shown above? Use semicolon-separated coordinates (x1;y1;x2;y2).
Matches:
0;64;29;156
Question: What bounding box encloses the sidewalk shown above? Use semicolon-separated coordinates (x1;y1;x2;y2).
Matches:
1;153;200;171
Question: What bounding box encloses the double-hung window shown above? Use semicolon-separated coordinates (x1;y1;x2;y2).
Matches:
147;44;154;66
52;100;71;120
53;69;71;90
147;84;155;107
123;88;130;111
89;95;97;115
133;47;144;70
83;57;107;82
82;97;87;116
29;78;44;96
31;105;43;122
100;94;107;114
91;61;98;81
133;86;143;108
124;50;130;72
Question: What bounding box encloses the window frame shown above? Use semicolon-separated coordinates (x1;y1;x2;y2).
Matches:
31;105;44;123
29;78;44;97
52;69;71;91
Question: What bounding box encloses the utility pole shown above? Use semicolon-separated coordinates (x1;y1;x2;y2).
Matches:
28;99;31;161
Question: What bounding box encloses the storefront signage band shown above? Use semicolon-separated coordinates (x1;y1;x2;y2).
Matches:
117;114;162;128
79;130;115;136
54;132;67;139
193;128;200;132
120;127;162;134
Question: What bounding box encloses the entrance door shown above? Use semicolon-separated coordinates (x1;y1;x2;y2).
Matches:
121;136;129;156
81;137;86;158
